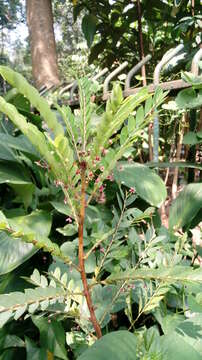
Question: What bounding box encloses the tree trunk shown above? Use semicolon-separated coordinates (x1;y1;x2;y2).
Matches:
137;0;147;86
26;0;60;90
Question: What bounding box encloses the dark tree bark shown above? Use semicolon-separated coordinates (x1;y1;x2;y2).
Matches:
26;0;60;89
137;0;147;86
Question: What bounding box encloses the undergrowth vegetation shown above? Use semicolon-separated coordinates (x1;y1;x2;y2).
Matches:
0;66;201;359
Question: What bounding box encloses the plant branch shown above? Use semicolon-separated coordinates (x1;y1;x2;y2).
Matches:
78;164;102;338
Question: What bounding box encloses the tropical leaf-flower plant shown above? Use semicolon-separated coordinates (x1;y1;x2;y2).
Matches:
0;66;167;340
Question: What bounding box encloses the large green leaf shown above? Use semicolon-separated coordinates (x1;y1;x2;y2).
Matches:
32;316;68;360
0;133;39;157
0;231;36;276
159;331;201;360
25;337;47;360
9;183;35;208
147;161;202;170
82;14;97;48
114;162;167;207
181;71;202;89
183;132;202;146
176;88;202;109
0;163;32;185
169;183;202;230
0;143;17;162
77;331;137;360
174;316;202;355
0;162;35;207
0;210;52;274
51;201;72;217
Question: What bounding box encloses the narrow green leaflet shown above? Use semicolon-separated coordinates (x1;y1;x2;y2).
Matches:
107;266;202;283
169;183;202;230
78;77;92;149
114;162;167;207
0;66;63;137
77;331;137;360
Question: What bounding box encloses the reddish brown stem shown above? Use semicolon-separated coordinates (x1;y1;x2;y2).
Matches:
78;165;102;339
148;123;153;161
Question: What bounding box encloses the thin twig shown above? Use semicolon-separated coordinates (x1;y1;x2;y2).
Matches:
95;193;128;281
100;280;128;325
84;230;114;260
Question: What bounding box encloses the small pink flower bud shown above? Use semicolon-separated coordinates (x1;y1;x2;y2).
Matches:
66;217;72;223
107;174;114;182
100;166;104;172
88;171;94;179
101;148;108;156
129;187;135;194
54;179;64;188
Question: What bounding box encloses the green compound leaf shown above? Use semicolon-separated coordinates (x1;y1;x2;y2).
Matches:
0;66;63;137
107;266;202;284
